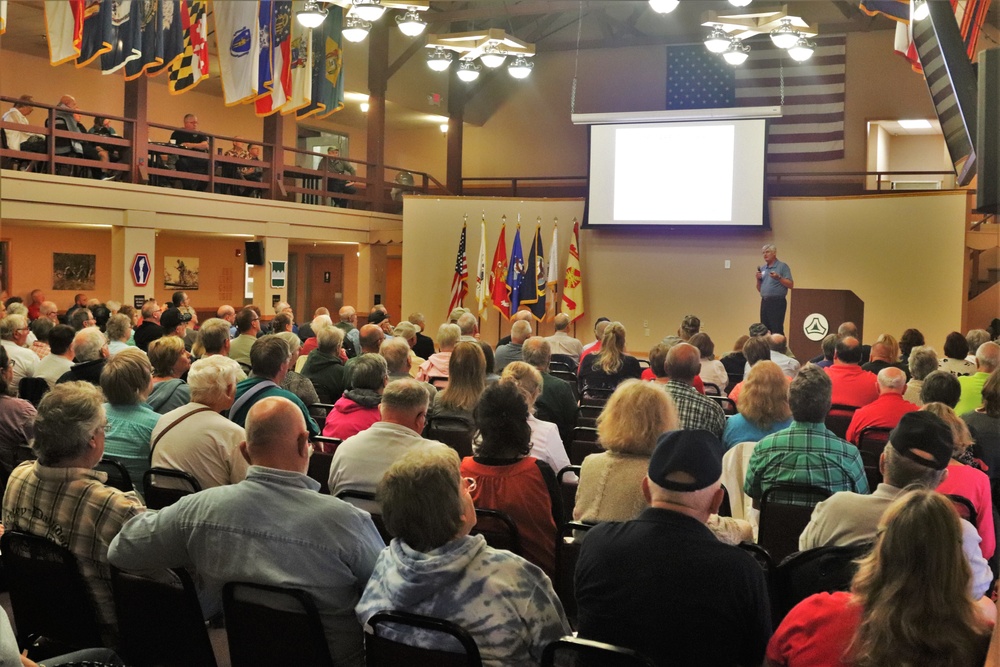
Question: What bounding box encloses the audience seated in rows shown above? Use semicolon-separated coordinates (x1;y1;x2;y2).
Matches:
301;323;347;404
799;411;994;603
825;336;879;408
904;345;939;405
356;444;570;664
109;396;384;666
501;362;573;482
722;360;792;450
416;323;460;382
576;429;772;666
578;321;642;399
845;367;918;444
664;343;726;438
745;364;869;506
323;353;386;440
544;312;583;357
522;336;578;445
461;382;561;576
955;342;1000;416
146;335;192;415
744;332;800;380
150;355;249;489
3;382;145;645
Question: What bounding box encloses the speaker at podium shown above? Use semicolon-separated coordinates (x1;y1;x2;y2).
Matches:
789;289;864;361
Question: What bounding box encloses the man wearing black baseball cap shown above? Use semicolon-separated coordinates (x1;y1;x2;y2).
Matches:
800;411;994;603
575;430;771;667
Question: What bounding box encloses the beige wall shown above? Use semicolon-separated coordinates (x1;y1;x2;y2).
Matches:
403;192;967;355
154;233;248;308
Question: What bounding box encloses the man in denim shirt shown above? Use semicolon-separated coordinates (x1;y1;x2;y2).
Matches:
109;397;385;666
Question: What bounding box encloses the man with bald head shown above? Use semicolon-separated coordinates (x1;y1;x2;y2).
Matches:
109;396;384;667
52;95;110;170
825;336;878;408
955;341;1000;416
344;324;385;386
545;313;583;358
845;366;919;444
664;343;726;438
495;320;533;373
523;336;577;444
497;309;534;347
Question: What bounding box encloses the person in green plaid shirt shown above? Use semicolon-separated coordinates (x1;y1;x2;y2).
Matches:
745;364;868;506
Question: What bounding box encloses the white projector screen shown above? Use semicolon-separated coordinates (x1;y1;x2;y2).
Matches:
586;118;769;228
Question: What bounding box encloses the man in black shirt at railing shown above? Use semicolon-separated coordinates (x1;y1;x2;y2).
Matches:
169;113;209;190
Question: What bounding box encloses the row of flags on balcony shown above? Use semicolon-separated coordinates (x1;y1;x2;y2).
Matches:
36;0;343;119
448;219;585;324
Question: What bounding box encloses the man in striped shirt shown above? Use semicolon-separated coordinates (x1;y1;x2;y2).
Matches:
744;364;868;507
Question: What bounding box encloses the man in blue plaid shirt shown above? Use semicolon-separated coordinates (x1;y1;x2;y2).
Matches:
744;364;868;506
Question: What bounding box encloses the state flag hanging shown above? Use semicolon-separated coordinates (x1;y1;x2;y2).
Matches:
168;0;209;94
507;226;525;315
562;219;584;322
214;0;260;105
281;0;313;114
297;5;344;119
490;224;510;320
147;0;185;76
45;0;85;65
447;225;469;317
125;0;167;80
475;218;489;321
256;1;292;115
76;0;113;68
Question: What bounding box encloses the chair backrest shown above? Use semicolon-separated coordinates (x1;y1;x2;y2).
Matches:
18;376;50;406
0;531;103;649
111;566;218;667
95;457;134;493
577;405;603;428
223;581;335;667
757;484;832;564
548;359;574;374
554;521;593;625
365;610;482;667
143;467;202;510
703;382;722;396
772;541;873;622
549;369;580;400
718;485;732;517
336;489;392;543
425;416;476;458
541;636;656;667
311;435;342;455
550;353;579;373
856;426;892;455
557;465;581;521
427;375;449;390
825;404;857;440
947;494;979;527
307;450;334;494
707;395;737;415
471;508;522;555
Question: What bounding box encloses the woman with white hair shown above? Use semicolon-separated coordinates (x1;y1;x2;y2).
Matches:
357;444;570;665
150;355;248;488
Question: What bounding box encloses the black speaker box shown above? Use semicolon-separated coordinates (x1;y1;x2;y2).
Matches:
245;241;265;266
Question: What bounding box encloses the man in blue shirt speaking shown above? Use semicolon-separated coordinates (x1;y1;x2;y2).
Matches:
756;243;794;335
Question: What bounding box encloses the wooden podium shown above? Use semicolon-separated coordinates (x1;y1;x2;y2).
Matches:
789;289;864;361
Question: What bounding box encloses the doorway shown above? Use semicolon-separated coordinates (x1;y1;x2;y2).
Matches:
306;255;345;317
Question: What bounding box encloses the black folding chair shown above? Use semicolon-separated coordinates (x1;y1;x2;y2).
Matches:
757;483;831;564
223;582;334;667
111;566;218;667
550;369;580;400
772;541;873;622
568;427;603;466
550;354;579;373
1;531;103;650
708;395;737;415
365;610;482;666
557;465;581;521
336;489;392;543
312;435;343;454
555;521;593;626
703;382;723;396
577;405;603;429
541;636;655;667
143;467;202;510
947;494;979;527
17;376;49;406
472;508;522;555
307;450;334;494
825;404;857;440
425;416;476;458
93;457;133;493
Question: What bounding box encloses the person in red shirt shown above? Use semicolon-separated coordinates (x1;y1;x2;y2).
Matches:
846;367;919;443
824;337;878;408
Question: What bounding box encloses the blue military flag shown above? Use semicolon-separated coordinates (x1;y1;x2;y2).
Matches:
506;226;525;314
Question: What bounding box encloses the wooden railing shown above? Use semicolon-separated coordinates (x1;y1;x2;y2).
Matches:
0;95;447;211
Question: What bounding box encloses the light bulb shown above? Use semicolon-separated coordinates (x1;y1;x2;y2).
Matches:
770;19;799;49
296;1;327;28
787;36;815;61
722;39;750;65
342;16;371;42
426;46;453;72
396;9;426;37
351;0;385;22
648;0;679;14
507;55;533;79
729;0;752;5
440;123;449;133
360;101;370;112
705;26;731;54
913;0;930;21
479;45;507;68
456;60;480;82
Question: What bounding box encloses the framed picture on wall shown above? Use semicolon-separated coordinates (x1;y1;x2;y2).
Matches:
164;256;200;290
53;253;96;291
0;241;9;296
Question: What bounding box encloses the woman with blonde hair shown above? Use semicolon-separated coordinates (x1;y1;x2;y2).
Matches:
500;361;571;479
427;341;485;429
924;401;995;560
722;361;792;449
767;489;992;667
146;335;191;414
577;321;641;399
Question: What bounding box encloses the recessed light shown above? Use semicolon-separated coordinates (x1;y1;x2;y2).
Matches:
898;119;932;129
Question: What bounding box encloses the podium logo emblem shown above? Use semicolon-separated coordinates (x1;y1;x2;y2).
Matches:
803;314;829;341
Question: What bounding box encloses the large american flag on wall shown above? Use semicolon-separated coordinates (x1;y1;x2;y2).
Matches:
667;34;847;163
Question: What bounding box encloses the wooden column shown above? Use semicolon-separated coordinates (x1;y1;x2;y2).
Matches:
367;21;389;211
263;112;287;200
124;76;148;184
446;73;465;195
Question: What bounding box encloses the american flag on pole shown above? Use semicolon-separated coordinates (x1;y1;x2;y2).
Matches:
666;35;847;162
447;225;469;317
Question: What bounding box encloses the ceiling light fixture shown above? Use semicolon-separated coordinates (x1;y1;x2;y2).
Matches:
296;0;327;29
648;0;680;13
787;36;815;61
898;118;932;129
396;8;426;37
912;0;930;21
342;16;371;42
440;123;449;133
351;0;385;22
456;60;480;82
426;46;453;72
769;19;799;49
507;55;534;79
705;25;731;54
722;38;750;65
360;101;370;112
729;0;752;6
479;44;507;68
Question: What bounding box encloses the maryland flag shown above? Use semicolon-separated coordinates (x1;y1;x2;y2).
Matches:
45;0;85;65
561;219;584;323
490;224;510;320
168;0;208;94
